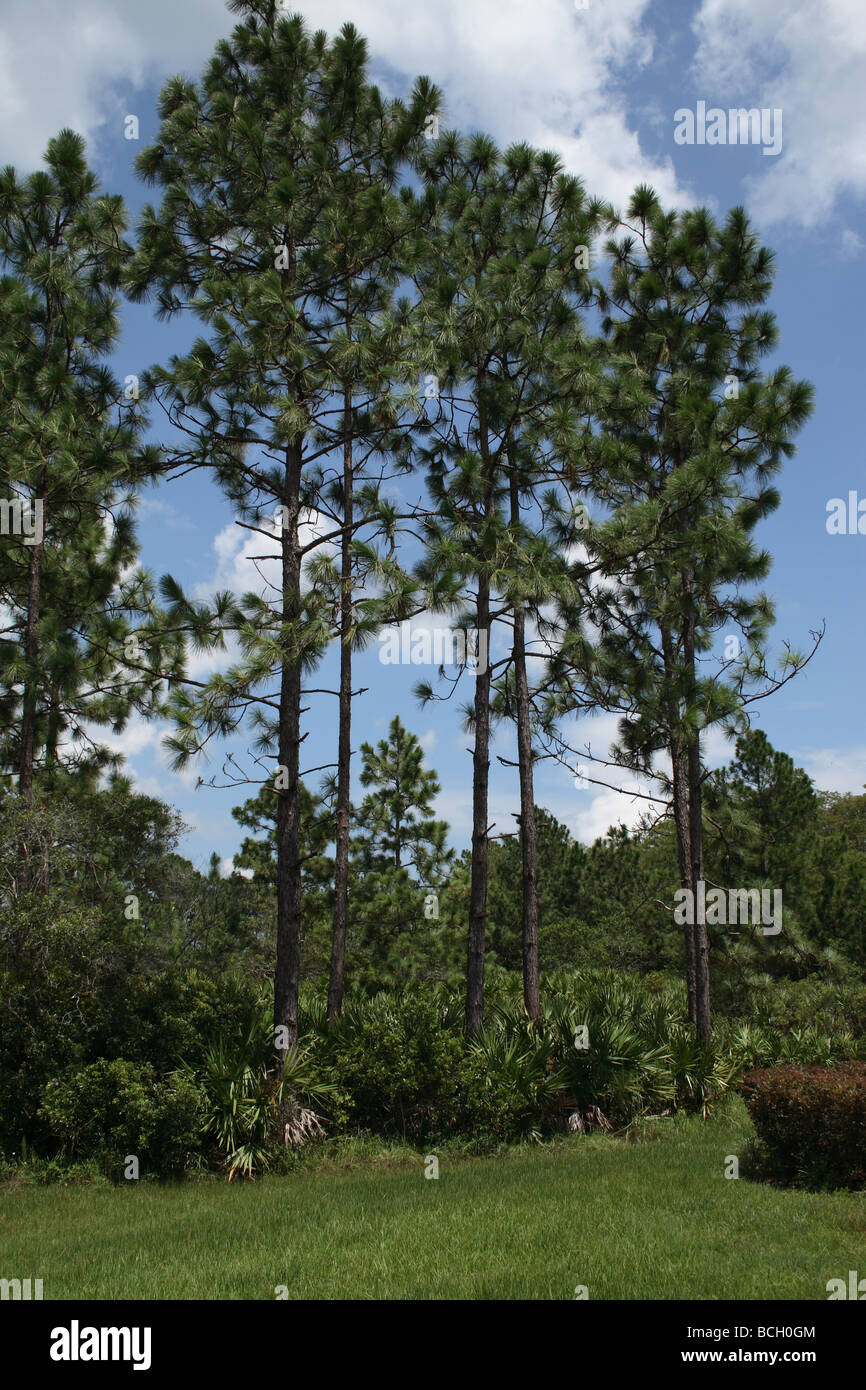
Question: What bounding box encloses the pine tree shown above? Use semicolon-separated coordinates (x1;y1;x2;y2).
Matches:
411;135;601;1027
299;67;437;1017
354;717;449;875
0;130;174;798
706;728;818;891
351;716;453;981
127;0;438;1066
547;190;816;1040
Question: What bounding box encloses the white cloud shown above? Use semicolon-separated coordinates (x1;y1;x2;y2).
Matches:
841;227;865;258
221;856;253;879
692;0;866;227
794;745;866;795
195;512;330;604
574;784;646;842
0;0;685;212
294;0;685;210
94;711;163;759
0;0;227;167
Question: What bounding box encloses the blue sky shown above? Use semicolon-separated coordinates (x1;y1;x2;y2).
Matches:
2;0;864;871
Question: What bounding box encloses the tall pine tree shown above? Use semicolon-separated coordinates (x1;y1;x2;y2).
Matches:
128;0;438;1065
547;190;816;1040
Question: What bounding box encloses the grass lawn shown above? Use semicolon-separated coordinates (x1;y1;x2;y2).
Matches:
2;1103;863;1300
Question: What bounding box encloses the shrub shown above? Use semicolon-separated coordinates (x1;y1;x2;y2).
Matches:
740;1063;866;1189
0;1154;111;1188
183;1007;337;1179
488;973;739;1126
39;1059;204;1179
325;992;494;1143
98;969;263;1075
468;1030;566;1141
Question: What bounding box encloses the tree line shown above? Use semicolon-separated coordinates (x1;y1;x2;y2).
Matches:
0;0;820;1067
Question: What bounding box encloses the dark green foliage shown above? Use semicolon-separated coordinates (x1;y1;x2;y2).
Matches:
741;1064;866;1190
0;131;179;790
320;992;494;1144
706;728;818;895
349;717;455;985
182;1006;336;1179
39;1060;204;1180
0;10;834;1182
546;191;816;1038
96;971;264;1076
0;789;263;1152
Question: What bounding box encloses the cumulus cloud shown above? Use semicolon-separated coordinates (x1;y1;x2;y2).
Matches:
0;0;227;167
692;0;866;228
0;0;685;211
194;511;331;604
793;745;866;795
298;0;685;210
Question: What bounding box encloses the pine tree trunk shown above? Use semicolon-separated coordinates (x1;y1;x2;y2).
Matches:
466;372;494;1035
688;732;712;1042
669;738;697;1023
274;440;304;1071
683;591;711;1042
466;568;490;1035
328;386;353;1022
661;613;697;1024
509;467;540;1019
19;510;45;801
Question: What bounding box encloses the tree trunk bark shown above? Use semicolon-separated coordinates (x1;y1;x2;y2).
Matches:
661;614;697;1024
689;731;711;1042
509;465;540;1019
466;373;494;1035
466;569;490;1035
19;502;45;800
682;580;711;1043
328;386;353;1022
669;737;697;1024
274;440;304;1071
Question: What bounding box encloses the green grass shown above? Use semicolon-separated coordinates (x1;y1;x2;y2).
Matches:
2;1103;864;1299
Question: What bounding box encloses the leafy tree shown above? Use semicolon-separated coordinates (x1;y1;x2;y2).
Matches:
232;781;334;890
302;109;436;1016
706;728;818;889
809;792;866;964
354;717;449;877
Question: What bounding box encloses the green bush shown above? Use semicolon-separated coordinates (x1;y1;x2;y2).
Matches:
97;969;263;1075
317;975;740;1146
743;974;866;1050
39;1059;204;1179
740;1063;866;1189
0;1154;111;1188
484;973;739;1126
322;992;505;1144
184;1008;337;1179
